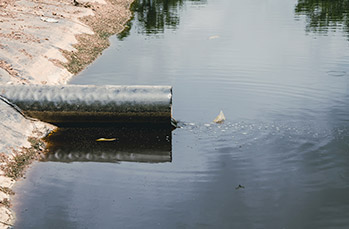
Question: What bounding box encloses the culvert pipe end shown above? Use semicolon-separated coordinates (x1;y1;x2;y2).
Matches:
0;85;173;127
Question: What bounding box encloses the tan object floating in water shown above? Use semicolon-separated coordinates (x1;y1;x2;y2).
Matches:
96;138;116;142
96;138;117;142
213;110;226;123
209;35;220;40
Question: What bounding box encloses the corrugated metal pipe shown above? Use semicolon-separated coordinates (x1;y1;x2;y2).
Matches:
0;85;174;127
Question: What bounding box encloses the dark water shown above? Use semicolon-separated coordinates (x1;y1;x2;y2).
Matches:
14;0;349;228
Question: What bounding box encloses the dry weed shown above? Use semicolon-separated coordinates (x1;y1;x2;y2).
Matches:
0;137;46;180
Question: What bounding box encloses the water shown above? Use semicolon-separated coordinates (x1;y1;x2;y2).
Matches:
13;0;349;228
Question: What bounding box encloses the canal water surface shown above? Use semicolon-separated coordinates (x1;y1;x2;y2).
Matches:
13;0;349;228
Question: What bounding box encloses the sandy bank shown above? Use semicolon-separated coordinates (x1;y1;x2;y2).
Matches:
0;0;133;84
0;0;133;226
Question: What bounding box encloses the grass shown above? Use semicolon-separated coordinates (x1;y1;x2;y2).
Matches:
0;137;46;216
0;186;15;196
0;137;46;180
61;0;133;74
62;34;109;74
0;198;11;208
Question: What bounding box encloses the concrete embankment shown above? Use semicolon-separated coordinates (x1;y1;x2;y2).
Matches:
0;0;133;226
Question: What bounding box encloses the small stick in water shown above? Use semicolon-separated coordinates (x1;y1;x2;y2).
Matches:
235;184;245;190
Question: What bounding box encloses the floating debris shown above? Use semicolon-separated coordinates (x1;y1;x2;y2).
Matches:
326;70;346;77
213;110;226;123
235;184;245;190
209;35;220;40
96;138;117;142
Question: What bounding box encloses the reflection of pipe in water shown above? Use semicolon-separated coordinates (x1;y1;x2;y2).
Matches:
42;127;172;163
0;85;173;127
